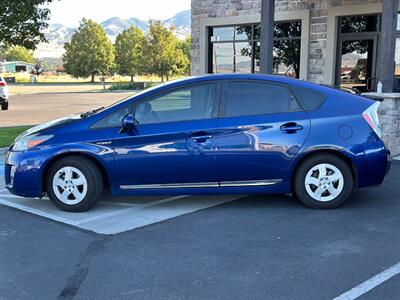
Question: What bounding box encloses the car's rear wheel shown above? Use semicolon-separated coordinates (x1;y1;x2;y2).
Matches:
294;154;354;209
1;101;8;111
46;157;103;212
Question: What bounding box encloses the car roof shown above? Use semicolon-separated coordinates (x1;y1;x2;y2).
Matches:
165;74;337;95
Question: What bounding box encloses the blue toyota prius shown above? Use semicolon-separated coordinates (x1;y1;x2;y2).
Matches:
4;74;390;211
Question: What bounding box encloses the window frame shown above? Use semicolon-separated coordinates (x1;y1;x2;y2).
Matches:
396;13;400;74
131;81;223;126
208;21;302;76
218;79;303;118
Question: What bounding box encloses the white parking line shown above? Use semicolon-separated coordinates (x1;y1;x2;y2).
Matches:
0;193;24;199
74;195;188;225
0;198;83;226
0;189;7;193
0;191;240;234
333;261;400;300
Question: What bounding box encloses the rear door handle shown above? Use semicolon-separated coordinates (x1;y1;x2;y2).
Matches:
280;123;303;133
190;135;212;143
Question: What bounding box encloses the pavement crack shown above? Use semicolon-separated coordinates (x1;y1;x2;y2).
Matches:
58;238;107;300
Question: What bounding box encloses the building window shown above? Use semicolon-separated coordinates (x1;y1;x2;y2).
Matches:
395;13;400;91
340;15;379;33
208;21;302;78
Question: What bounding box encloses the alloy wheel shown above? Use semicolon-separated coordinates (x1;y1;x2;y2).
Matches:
304;163;344;202
52;166;88;205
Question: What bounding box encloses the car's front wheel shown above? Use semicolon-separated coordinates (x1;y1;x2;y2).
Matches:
294;154;354;209
46;157;103;212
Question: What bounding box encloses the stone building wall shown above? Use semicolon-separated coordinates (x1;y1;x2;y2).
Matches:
191;0;382;83
377;96;400;156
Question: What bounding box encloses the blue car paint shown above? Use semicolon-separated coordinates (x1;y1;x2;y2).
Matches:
4;74;390;199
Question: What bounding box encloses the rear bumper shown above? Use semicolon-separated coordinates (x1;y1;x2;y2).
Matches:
352;141;391;189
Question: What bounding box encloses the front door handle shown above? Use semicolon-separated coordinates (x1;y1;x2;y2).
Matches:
280;122;303;133
190;135;212;143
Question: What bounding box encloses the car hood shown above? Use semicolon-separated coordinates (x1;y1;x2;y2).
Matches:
20;114;82;137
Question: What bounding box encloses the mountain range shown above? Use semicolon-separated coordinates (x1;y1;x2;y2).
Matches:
35;10;191;58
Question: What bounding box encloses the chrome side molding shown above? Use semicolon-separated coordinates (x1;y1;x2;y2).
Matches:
219;179;282;187
120;182;220;190
120;179;282;190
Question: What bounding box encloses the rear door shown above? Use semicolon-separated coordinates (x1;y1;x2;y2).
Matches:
214;80;311;186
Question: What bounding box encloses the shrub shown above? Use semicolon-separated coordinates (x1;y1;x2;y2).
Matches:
109;81;161;91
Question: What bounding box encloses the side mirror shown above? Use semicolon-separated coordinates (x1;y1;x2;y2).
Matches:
120;114;137;134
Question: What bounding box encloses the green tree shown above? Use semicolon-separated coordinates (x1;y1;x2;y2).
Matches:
63;19;115;82
115;26;145;81
2;45;35;63
0;0;55;49
143;21;185;82
176;36;191;76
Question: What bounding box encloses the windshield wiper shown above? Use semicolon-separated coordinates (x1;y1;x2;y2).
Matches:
80;107;105;118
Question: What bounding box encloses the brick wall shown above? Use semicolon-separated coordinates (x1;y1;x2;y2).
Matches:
191;0;382;83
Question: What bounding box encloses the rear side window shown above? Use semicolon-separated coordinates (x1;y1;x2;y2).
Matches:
222;81;301;117
290;85;326;111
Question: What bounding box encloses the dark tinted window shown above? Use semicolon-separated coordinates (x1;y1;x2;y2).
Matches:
134;83;219;124
340;15;379;33
290;85;326;111
223;81;301;117
92;106;131;128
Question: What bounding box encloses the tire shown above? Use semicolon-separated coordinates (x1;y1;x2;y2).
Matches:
293;154;354;209
1;101;8;111
46;156;103;212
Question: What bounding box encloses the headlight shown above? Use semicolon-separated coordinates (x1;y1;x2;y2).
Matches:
12;134;54;152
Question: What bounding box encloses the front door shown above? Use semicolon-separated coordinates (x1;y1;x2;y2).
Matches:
214;80;310;186
113;82;221;189
336;14;380;93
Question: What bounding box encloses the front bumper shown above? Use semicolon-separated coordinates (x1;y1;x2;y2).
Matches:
5;150;47;198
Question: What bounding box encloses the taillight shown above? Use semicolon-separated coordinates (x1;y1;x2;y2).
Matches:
363;101;382;138
0;81;6;86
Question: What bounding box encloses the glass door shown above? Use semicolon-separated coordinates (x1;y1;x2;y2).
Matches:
338;37;377;93
336;14;380;93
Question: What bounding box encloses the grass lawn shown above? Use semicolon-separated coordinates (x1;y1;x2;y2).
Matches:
8;83;113;95
0;126;31;148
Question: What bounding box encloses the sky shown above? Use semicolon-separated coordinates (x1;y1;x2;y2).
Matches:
45;0;191;27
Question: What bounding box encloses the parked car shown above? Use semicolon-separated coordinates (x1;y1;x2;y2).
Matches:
4;74;390;212
0;76;9;110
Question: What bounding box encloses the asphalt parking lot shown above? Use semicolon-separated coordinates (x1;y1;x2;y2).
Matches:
1;158;400;299
0;92;134;127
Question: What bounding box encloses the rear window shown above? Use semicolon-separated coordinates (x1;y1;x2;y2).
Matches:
290;85;326;111
222;81;301;117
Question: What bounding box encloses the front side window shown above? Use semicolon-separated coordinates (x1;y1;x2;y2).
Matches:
222;81;301;117
92;105;131;129
134;83;219;125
